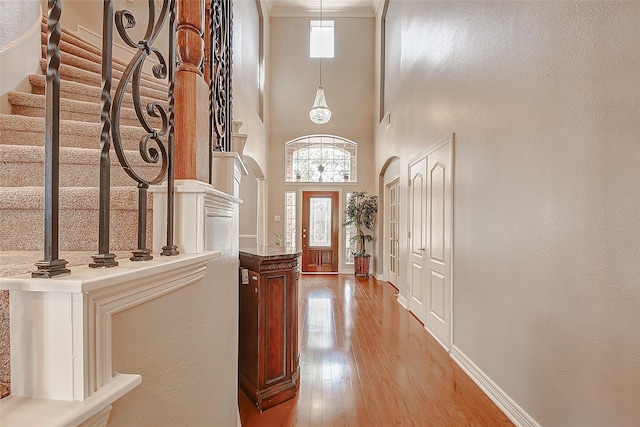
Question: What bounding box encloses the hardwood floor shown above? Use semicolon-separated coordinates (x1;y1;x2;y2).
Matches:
239;274;514;427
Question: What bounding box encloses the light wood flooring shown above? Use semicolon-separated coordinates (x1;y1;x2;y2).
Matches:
239;274;514;426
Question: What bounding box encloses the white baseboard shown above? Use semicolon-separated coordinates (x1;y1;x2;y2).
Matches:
424;326;449;352
450;346;540;427
396;294;408;309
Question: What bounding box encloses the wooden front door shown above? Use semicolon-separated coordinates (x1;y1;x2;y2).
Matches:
302;191;339;272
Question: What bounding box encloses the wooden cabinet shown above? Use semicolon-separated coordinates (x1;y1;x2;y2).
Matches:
239;247;302;411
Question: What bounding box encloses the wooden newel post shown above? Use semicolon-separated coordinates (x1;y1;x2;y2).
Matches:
174;0;204;179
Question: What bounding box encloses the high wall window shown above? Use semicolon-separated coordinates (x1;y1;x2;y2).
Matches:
310;20;334;58
285;135;357;183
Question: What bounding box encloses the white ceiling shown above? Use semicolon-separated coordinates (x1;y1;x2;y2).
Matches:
265;0;380;17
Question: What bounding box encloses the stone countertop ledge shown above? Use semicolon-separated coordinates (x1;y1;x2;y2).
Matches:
239;245;302;260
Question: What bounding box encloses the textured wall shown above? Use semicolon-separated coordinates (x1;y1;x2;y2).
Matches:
375;1;640;425
109;209;240;426
233;1;269;179
0;0;40;48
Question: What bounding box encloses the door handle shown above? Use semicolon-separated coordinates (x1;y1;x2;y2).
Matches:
419;247;426;252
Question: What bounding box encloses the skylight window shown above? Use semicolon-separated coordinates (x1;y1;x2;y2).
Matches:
310;20;334;58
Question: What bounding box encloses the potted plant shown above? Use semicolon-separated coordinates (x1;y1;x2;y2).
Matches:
344;191;378;277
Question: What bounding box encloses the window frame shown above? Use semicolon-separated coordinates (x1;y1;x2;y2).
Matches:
284;135;357;184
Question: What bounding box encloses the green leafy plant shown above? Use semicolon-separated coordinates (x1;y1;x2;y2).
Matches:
344;191;378;256
273;232;283;246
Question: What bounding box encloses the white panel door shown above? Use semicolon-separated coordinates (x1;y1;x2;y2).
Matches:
409;158;427;324
424;139;453;349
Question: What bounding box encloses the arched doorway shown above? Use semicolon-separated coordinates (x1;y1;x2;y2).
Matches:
377;156;400;285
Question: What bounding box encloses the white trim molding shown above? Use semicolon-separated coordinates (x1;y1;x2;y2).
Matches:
450;345;540;427
396;294;408;309
0;252;219;426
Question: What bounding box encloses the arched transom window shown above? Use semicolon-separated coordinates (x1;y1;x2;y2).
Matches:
285;135;357;183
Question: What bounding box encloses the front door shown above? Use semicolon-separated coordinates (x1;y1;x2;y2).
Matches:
301;191;339;272
409;158;427;324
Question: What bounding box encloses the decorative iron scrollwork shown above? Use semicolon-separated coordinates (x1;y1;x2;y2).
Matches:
207;0;233;169
110;0;176;261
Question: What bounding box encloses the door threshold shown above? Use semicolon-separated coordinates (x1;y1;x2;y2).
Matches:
301;272;339;275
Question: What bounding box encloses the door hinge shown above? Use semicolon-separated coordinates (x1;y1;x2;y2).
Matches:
408;231;411;239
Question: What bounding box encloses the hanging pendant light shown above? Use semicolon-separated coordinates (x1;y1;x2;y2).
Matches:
310;87;331;124
310;0;331;124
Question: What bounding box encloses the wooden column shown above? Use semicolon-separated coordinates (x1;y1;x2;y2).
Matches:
174;0;204;179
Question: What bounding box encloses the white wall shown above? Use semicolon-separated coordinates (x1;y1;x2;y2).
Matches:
267;16;376;268
375;1;640;425
233;0;269;177
0;0;41;114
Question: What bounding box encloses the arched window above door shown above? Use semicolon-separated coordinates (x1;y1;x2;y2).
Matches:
285;135;357;183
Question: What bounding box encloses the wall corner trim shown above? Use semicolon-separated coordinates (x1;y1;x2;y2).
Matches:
396;294;408;309
450;346;540;427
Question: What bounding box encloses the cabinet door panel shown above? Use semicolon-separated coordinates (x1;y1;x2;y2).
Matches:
239;270;259;385
263;274;287;384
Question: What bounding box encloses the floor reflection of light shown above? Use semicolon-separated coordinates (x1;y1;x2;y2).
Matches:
321;359;344;382
306;292;333;349
343;281;353;330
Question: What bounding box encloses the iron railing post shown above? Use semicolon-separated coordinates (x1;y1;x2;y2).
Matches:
161;0;179;257
33;0;70;278
91;0;118;268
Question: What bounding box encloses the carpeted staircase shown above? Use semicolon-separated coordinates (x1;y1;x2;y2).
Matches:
0;18;169;398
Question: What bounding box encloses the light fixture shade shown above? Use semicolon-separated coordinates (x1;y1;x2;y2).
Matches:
309;86;331;124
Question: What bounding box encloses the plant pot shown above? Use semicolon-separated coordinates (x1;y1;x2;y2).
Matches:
353;254;370;278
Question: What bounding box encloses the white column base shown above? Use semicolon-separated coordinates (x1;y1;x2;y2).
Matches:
211;152;248;198
150;180;242;254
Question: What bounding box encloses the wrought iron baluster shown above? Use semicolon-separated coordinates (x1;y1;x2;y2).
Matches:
161;0;178;257
207;0;215;183
91;0;118;269
211;0;225;153
208;0;233;154
111;0;175;261
225;0;233;152
33;0;70;278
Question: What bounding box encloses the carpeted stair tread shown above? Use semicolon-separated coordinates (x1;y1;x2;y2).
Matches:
0;114;156;151
39;59;168;101
42;19;131;70
0;250;132;278
0;186;152;251
43;46;169;93
0;145;162;187
0;186;151;210
28;74;167;106
40;32;130;76
41;19;154;78
8;92;164;128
